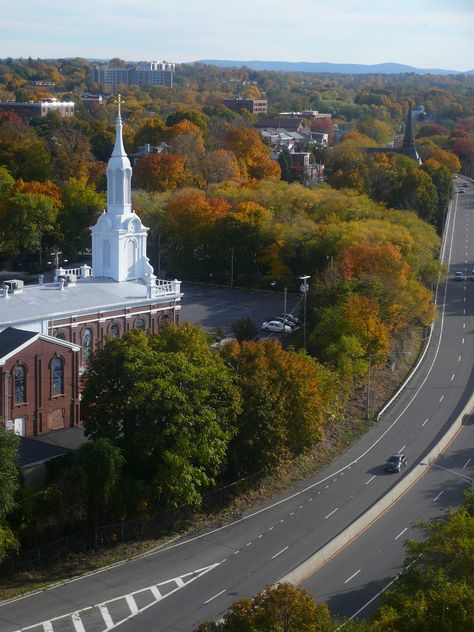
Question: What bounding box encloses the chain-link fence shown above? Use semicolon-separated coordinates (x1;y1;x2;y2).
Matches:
1;470;264;576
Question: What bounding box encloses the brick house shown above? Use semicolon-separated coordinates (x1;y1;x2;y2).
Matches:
0;328;81;437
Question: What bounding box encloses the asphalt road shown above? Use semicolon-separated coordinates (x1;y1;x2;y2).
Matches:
1;178;473;632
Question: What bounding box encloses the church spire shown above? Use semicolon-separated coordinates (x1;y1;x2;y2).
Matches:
106;95;132;215
111;94;127;158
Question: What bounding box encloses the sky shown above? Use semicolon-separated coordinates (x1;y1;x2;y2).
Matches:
2;0;473;71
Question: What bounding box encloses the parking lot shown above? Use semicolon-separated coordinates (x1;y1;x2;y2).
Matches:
179;283;301;335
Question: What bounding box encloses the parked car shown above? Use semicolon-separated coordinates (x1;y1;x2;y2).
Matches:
273;316;296;329
454;271;464;281
281;313;300;325
261;320;292;333
384;453;407;473
470;270;474;281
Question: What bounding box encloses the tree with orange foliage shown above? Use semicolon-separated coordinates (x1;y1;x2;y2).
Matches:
134;153;186;192
15;179;62;208
164;189;229;275
224;126;280;182
167;120;205;185
221;339;339;476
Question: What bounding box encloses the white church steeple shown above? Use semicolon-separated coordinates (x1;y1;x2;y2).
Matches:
91;96;155;284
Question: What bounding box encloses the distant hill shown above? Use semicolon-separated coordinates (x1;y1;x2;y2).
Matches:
195;60;471;75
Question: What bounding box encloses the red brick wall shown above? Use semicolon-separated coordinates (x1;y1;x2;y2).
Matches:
0;339;79;437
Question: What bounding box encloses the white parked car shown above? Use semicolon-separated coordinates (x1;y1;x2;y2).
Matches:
281;313;300;325
273;316;296;329
261;320;292;333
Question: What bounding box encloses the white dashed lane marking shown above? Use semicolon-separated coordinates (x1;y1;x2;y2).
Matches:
272;546;289;559
324;508;339;520
394;527;408;541
344;569;361;584
434;490;444;502
439;394;445;402
365;475;376;485
204;589;226;605
422;418;429;427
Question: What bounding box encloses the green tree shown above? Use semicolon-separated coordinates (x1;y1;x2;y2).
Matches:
60;178;105;255
0;192;60;259
230;317;258;342
74;439;124;535
82;327;241;507
221;340;339;476
0;429;20;561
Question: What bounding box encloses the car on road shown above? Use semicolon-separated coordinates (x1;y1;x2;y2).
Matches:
459;189;465;194
454;271;464;281
261;320;292;333
384;453;407;473
462;183;469;187
470;270;474;281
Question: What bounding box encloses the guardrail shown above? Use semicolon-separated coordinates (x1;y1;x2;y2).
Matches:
278;390;474;585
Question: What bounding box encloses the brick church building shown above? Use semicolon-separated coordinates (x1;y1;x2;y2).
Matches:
0;104;182;438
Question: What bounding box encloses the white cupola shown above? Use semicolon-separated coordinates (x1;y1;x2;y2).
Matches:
91;97;155;284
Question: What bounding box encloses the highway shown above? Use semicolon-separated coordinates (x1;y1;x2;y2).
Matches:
0;177;472;632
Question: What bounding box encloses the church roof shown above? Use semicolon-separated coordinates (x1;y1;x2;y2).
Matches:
0;327;37;359
0;277;181;331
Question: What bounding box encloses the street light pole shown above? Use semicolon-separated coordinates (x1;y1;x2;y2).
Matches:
420;461;473;489
299;275;310;351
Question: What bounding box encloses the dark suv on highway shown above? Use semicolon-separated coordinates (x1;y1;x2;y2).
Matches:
385;453;407;473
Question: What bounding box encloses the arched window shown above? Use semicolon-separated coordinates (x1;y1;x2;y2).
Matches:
110;322;120;338
134;317;146;331
52;357;64;396
103;240;111;269
56;331;66;340
14;365;26;404
82;328;93;365
127;240;137;280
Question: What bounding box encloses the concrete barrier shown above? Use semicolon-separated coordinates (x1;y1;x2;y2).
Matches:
279;389;474;585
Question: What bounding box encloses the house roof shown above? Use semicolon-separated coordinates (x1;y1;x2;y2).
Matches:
0;327;81;365
255;117;306;131
18;436;70;468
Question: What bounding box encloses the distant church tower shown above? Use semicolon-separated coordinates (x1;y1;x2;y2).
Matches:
91;97;155;283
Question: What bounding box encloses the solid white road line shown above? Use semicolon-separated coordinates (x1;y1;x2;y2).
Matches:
394;527;408;541
463;457;471;469
325;508;339;520
99;604;115;627
434;490;444;501
272;546;289;559
365;475;376;485
344;569;361;584
204;589;226;605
